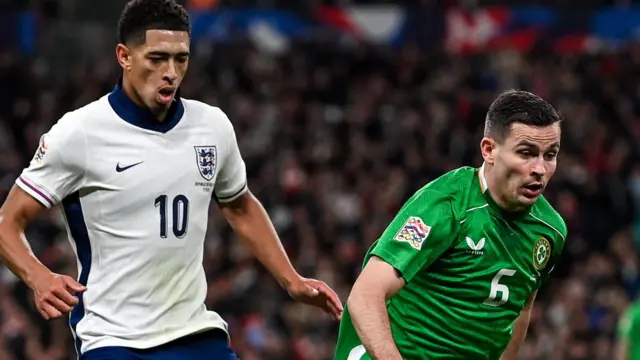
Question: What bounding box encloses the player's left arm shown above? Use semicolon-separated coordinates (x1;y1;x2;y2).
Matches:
213;110;343;320
500;290;536;360
219;190;343;320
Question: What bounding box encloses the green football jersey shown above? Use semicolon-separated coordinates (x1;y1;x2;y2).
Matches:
334;166;567;360
618;301;640;360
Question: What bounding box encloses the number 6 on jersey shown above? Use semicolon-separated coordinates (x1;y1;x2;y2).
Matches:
483;268;516;307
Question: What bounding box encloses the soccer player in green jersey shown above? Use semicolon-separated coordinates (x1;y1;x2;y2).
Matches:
334;90;567;360
617;301;640;360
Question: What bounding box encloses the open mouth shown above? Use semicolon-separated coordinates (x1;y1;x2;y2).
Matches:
524;183;543;191
522;183;544;197
157;87;175;104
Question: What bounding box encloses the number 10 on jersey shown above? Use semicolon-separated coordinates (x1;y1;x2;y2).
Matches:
155;195;190;238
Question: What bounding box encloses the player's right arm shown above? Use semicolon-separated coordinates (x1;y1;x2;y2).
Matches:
0;116;86;320
347;189;459;360
347;256;405;360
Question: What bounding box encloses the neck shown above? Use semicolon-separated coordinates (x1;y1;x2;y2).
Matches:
121;76;168;122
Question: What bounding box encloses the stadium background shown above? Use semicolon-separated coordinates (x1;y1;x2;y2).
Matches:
2;0;640;359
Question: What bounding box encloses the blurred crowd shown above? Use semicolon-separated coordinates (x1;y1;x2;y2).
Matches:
3;6;640;360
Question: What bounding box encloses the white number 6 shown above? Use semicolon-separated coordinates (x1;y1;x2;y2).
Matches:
483;268;516;307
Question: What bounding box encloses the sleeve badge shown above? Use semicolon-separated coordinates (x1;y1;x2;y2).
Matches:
394;216;431;250
32;135;48;165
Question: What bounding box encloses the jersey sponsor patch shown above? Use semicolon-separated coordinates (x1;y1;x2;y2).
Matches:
465;236;485;255
394;216;431;250
533;238;551;270
194;146;217;181
32;136;48;165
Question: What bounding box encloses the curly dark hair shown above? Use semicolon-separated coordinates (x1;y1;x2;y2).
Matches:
484;90;562;141
117;0;191;45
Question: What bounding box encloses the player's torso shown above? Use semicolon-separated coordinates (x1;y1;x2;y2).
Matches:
80;101;221;250
388;169;557;359
435;206;550;316
68;98;231;349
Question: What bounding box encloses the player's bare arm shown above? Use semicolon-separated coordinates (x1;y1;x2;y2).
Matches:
500;290;537;360
0;185;85;320
218;191;343;320
347;256;405;360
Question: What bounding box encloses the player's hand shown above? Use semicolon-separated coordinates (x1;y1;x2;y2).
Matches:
286;277;344;321
28;271;86;320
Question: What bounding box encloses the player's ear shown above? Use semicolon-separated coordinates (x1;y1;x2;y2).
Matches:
480;137;496;165
116;44;132;72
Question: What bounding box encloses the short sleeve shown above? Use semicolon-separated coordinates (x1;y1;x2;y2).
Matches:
15;116;86;208
539;232;566;286
370;189;459;283
214;110;247;203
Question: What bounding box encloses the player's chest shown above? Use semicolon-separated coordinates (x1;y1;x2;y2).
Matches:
450;216;552;277
435;212;553;307
85;130;223;197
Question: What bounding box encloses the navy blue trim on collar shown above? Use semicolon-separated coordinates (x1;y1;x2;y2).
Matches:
107;79;184;133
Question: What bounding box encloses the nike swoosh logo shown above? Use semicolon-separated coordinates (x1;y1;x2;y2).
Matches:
116;161;143;172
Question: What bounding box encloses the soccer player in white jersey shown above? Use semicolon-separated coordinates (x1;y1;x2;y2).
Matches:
0;0;343;359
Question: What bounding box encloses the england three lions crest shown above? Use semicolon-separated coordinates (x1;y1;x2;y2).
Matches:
194;146;217;181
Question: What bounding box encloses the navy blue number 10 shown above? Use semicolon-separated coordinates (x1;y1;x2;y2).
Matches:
155;194;190;238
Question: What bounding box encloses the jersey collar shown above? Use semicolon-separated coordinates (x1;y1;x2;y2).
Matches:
478;162;489;193
108;77;184;133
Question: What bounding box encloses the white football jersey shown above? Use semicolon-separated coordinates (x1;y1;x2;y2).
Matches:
15;83;247;355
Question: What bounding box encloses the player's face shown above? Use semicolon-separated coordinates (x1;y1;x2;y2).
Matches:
484;122;561;211
119;30;190;112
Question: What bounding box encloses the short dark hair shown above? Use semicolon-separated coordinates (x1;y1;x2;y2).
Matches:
117;0;190;46
484;90;562;140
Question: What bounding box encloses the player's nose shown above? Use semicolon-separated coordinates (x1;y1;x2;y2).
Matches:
531;158;546;177
163;60;178;83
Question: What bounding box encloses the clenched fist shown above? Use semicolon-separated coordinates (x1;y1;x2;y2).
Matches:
29;271;86;320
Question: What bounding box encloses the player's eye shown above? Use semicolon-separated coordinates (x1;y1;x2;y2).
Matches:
544;152;557;161
517;150;534;158
149;57;164;64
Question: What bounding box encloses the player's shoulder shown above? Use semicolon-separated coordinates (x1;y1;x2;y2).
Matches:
43;96;110;141
530;195;568;242
60;94;112;122
181;98;235;132
422;166;477;192
412;166;478;219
